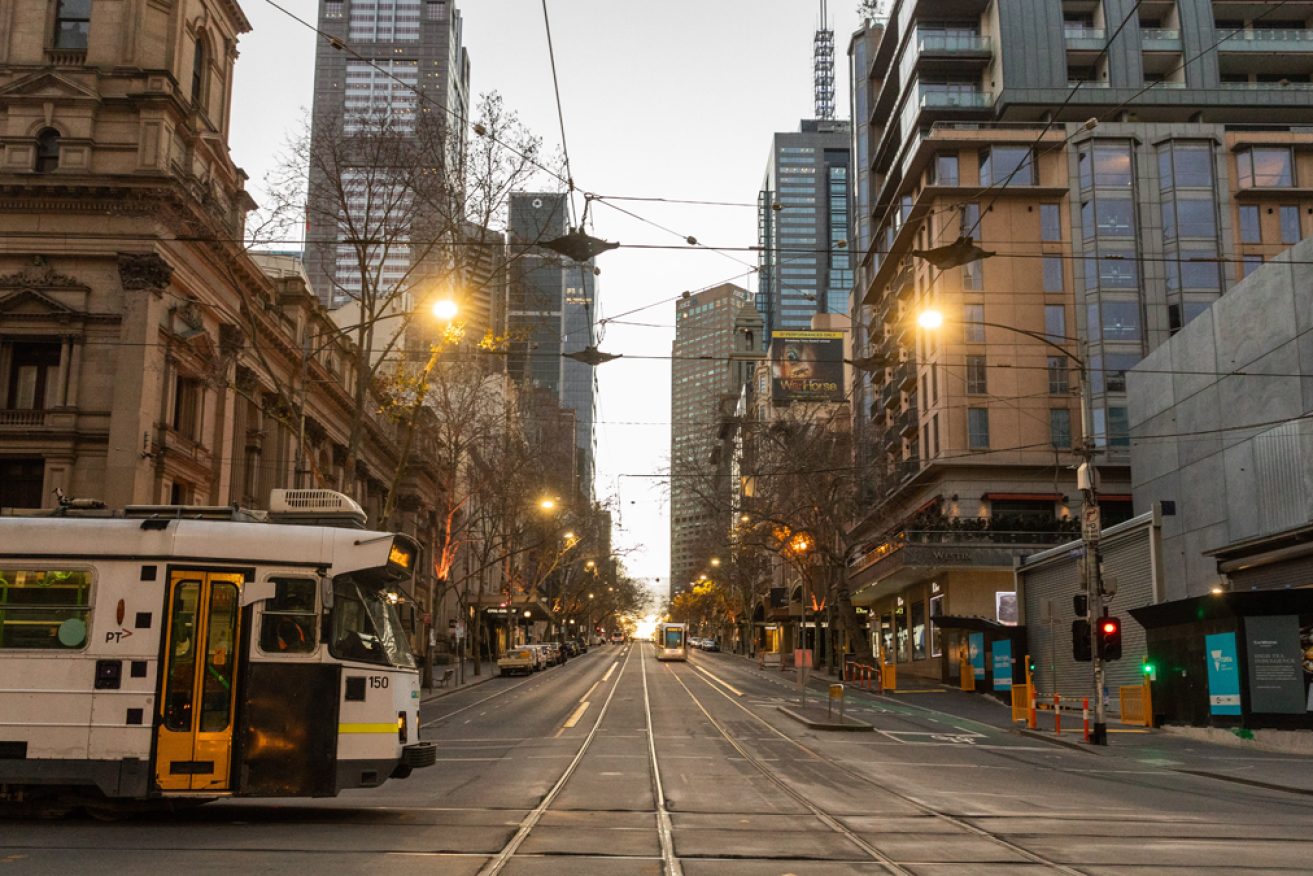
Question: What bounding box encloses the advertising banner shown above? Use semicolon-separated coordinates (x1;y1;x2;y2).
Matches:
1206;631;1241;716
968;632;985;680
770;331;844;403
992;639;1013;691
1246;615;1304;714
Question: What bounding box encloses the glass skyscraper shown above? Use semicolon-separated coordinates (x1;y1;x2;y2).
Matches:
757;120;853;340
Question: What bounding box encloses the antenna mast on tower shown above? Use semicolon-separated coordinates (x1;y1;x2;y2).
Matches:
813;0;836;120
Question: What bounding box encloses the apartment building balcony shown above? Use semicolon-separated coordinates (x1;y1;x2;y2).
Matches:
880;425;901;454
893;358;918;393
0;408;81;431
849;526;1079;592
1219;29;1313;52
919;90;994;110
1141;29;1182;51
880;380;902;410
897;405;920;439
1218;80;1313;91
916;34;992;57
1064;27;1105;51
890;264;915;301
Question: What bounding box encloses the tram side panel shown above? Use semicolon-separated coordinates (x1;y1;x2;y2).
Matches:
237;658;341;797
333;664;419;791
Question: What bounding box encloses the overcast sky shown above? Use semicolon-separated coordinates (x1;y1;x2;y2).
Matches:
229;0;866;595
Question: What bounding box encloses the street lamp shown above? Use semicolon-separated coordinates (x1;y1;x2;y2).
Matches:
540;499;555;510
432;299;459;321
918;307;1109;744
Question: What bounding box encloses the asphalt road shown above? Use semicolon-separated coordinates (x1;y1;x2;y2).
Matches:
4;643;1313;874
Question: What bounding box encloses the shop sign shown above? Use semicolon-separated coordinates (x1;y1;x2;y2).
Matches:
1246;615;1304;714
1206;632;1241;715
992;640;1013;691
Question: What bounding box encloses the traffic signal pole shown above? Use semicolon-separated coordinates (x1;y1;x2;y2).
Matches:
1076;340;1108;746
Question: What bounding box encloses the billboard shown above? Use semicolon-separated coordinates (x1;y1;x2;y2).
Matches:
769;331;844;403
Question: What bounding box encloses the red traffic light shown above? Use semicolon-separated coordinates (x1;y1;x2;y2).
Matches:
1101;620;1117;634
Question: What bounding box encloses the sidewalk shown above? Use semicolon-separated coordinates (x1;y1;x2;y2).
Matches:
419;658;499;704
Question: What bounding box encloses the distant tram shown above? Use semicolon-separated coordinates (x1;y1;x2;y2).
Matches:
654;622;687;661
0;490;436;815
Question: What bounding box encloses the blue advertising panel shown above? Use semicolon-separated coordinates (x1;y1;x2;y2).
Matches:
992;639;1013;691
1206;632;1241;716
968;633;985;680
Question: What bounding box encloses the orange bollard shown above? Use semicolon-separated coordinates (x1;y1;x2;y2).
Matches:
1083;697;1090;742
1054;693;1061;735
1028;684;1037;729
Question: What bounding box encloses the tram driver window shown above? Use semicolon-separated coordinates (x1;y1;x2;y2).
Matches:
259;578;317;654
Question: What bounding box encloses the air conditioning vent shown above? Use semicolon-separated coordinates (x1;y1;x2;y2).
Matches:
268;489;367;529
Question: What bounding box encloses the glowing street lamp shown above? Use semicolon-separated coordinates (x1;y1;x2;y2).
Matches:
540;499;555;510
432;299;459;321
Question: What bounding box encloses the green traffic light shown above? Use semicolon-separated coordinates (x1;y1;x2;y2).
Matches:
1142;663;1154;675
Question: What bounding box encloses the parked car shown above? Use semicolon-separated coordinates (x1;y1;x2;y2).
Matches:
528;644;547;671
498;647;536;676
571;638;588;654
703;639;720;652
562;640;579;658
548;643;564;665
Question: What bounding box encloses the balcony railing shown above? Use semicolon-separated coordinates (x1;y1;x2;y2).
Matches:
1234;28;1313;43
917;34;991;54
0;410;45;428
1064;27;1105;40
920;90;994;109
1141;28;1180;41
1218;80;1313;90
1068;81;1112;88
849;527;1083;573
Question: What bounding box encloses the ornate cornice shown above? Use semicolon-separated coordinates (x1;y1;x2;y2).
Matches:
118;252;174;293
0;256;83;289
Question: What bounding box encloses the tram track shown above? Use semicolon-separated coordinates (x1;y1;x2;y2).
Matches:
668;659;1092;876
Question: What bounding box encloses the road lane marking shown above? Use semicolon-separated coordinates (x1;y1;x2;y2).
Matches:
602;662;618;681
640;640;684;876
563;703;591;728
581;681;600;702
694;666;744;696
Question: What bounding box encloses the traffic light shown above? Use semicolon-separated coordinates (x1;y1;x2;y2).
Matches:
1071;619;1092;662
1096;615;1123;661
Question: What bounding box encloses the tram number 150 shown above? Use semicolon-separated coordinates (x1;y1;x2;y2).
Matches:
368;676;390;689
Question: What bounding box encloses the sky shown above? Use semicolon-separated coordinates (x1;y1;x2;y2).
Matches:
228;0;866;594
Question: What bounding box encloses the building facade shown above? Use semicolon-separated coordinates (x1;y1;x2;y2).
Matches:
757;120;854;339
303;0;471;309
504;192;597;498
844;0;1313;679
669;283;760;598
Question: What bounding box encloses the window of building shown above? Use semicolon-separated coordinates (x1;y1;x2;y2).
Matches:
1243;255;1264;278
6;343;61;410
968;408;989;448
1048;357;1069;394
0;568;91;648
1080;141;1133;188
966;355;987;394
34;129;60;173
1043;256;1064;291
1088;249;1138;288
979;146;1034;187
1237;147;1294;188
911;600;927;661
1041;204;1062;241
964;304;984;342
1108;406;1130;446
1095;199;1135;236
1103;353;1141;393
1281;205;1301;244
1158;142;1213;188
1100;300;1141;341
191;35;206;107
172;376;202;440
929;594;943;657
1050;408;1072;448
931;364;939;402
960;202;980;239
1239;204;1262;243
934;154;959;186
962;260;983;291
991;498;1056;523
0;459;46;510
53;0;91;49
1045;305;1066;342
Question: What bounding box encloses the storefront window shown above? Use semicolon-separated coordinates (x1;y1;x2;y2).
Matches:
929;594;943;657
880;612;894;663
911;600;927;661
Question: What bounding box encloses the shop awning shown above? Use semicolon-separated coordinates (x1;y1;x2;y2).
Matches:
1130;589;1313;628
982;493;1063;501
932;615;1027;640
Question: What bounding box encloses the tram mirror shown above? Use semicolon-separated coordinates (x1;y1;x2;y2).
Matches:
321;574;335;610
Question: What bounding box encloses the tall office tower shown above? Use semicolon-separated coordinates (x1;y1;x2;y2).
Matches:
505;192;597;498
669;283;760;598
304;0;471;308
756;121;854;341
846;0;1313;681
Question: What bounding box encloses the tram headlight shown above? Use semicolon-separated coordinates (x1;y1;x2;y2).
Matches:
398;711;408;743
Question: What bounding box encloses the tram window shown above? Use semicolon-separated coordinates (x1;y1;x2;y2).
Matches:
0;569;91;649
328;575;415;668
259;577;318;654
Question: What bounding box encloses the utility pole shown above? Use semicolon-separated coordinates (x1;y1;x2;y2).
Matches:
1075;344;1107;746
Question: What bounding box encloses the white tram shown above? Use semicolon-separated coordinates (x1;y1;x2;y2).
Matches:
654;622;688;661
0;490;436;813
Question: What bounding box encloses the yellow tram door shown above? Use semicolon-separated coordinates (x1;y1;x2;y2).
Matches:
155;571;244;791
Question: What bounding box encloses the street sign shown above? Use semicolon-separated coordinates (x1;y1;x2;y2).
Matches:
1082;505;1101;543
422;613;432;625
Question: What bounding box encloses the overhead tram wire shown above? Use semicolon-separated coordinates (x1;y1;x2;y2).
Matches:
540;0;577;227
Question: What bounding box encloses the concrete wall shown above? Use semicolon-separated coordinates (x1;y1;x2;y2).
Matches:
1128;238;1313;599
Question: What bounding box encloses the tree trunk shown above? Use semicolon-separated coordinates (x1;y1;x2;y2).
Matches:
833;562;874;667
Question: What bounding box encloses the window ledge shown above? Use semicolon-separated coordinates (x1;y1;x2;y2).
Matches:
45;47;87;66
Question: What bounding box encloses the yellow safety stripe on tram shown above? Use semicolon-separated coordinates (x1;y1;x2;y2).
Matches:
338;722;400;734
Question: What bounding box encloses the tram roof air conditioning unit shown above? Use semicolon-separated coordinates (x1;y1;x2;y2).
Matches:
268;489;368;530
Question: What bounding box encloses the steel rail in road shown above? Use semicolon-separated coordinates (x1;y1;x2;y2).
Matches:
640;644;685;876
675;659;1090;876
473;645;636;876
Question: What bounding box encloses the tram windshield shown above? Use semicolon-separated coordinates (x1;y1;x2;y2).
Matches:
329;575;415;668
663;627;684;649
